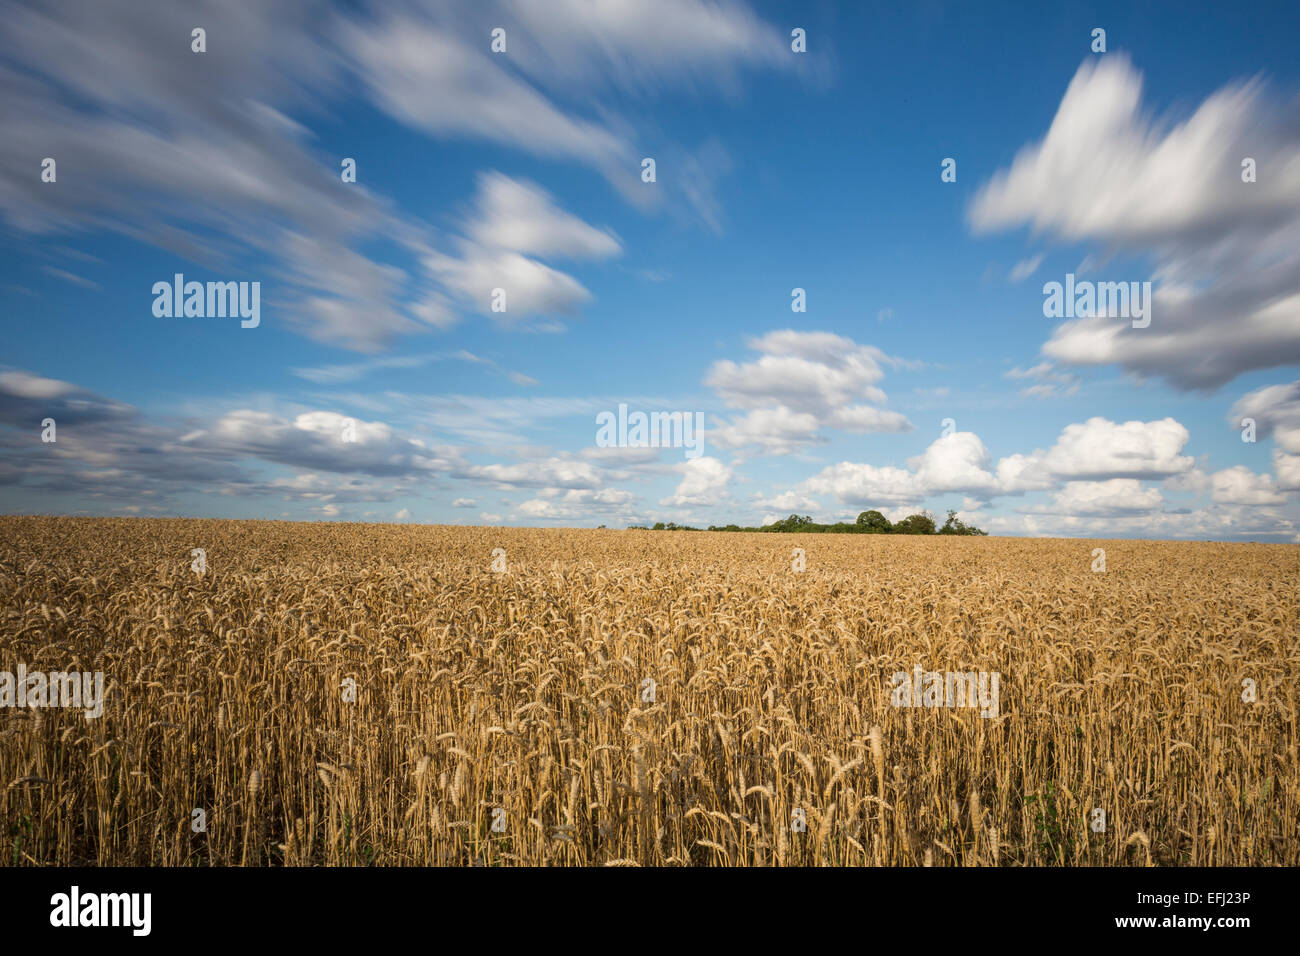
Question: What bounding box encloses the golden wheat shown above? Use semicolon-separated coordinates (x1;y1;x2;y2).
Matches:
0;516;1295;866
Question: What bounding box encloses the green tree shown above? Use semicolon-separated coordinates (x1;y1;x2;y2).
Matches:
855;510;892;534
766;514;814;532
893;511;936;535
938;509;988;535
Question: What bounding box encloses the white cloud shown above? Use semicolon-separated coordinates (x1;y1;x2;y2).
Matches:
968;54;1297;243
1043;479;1164;516
184;409;459;477
425;247;592;322
1230;380;1300;452
422;173;620;325
466;171;621;260
339;0;794;222
0;1;434;353
710;407;822;455
470;456;602;490
1038;417;1194;480
988;504;1295;540
802;462;921;508
340;12;630;177
500;0;792;93
1;2;791;352
908;432;1000;495
828;405;913;431
517;498;560;517
262;473;407;504
793;416;1198;512
518;486;638;519
0;370;133;425
1273;452;1300;492
751;490;821;513
708;330;893;411
971;55;1300;390
1210;466;1287;505
1004;362;1079;397
1009;254;1043;282
1163;468;1211;494
3;361;1294;539
706;330;912;454
661;456;731;507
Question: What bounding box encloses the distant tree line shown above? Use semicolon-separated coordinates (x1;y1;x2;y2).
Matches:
629;509;987;535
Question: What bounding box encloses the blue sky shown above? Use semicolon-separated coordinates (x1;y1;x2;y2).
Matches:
3;0;1300;539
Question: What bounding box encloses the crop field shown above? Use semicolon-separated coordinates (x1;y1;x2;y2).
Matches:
1;516;1296;867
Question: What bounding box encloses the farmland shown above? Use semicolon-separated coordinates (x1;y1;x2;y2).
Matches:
1;516;1296;866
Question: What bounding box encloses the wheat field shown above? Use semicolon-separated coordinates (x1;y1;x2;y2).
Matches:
0;516;1295;866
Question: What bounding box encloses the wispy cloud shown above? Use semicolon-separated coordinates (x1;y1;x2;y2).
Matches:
972;55;1300;390
1008;254;1043;282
